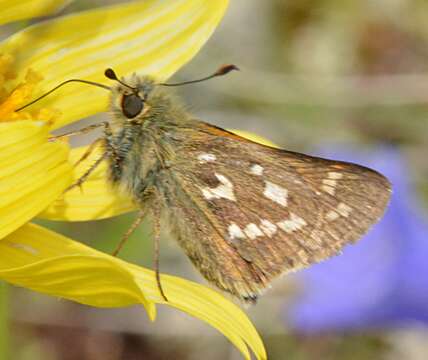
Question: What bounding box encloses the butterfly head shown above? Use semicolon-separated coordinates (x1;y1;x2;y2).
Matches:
105;68;188;132
106;69;157;121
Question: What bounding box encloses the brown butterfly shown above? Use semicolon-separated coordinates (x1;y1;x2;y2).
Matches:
18;65;392;303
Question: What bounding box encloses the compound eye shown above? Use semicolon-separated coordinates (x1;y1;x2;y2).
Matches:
122;94;144;118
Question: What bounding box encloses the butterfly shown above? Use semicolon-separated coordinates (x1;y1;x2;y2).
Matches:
19;65;392;303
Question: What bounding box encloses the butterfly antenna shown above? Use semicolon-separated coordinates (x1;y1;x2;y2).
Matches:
160;64;239;87
104;68;138;92
15;79;111;112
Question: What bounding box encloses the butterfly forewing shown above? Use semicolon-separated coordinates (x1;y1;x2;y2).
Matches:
159;121;392;302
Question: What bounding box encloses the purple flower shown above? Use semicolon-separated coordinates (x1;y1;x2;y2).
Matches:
286;147;428;332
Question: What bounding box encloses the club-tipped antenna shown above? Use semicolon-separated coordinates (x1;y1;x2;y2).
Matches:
15;79;111;112
160;64;239;87
104;68;138;92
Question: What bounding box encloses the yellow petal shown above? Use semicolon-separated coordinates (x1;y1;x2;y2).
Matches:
129;267;267;360
0;0;71;26
0;121;72;239
1;0;229;129
0;223;266;360
40;145;136;221
231;129;277;148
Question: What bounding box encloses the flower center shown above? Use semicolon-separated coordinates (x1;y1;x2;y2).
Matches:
0;54;60;124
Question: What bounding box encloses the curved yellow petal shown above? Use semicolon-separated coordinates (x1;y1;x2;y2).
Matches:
0;121;72;239
0;223;266;360
130;268;267;360
0;0;71;26
1;0;229;129
40;145;136;221
0;224;156;319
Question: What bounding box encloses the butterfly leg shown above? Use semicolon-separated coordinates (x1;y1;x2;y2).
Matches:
49;121;107;141
64;152;107;192
112;210;146;256
65;122;118;192
111;207;168;302
153;210;168;302
73;137;104;168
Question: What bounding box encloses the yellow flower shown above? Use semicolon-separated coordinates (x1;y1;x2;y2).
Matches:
0;1;267;359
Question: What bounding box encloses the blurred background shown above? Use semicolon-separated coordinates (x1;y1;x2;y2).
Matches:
3;0;428;359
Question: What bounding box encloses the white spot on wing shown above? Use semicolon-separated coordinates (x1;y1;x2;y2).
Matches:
250;164;264;176
277;213;307;233
228;223;246;239
201;173;236;202
326;203;352;221
198;153;216;163
337;203;352;217
322;179;337;187
260;219;277;237
263;181;288;207
326;210;340;221
322;184;336;195
321;173;343;195
328;172;343;180
244;223;264;240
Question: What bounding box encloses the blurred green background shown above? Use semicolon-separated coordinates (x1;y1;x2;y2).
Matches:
3;0;428;359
